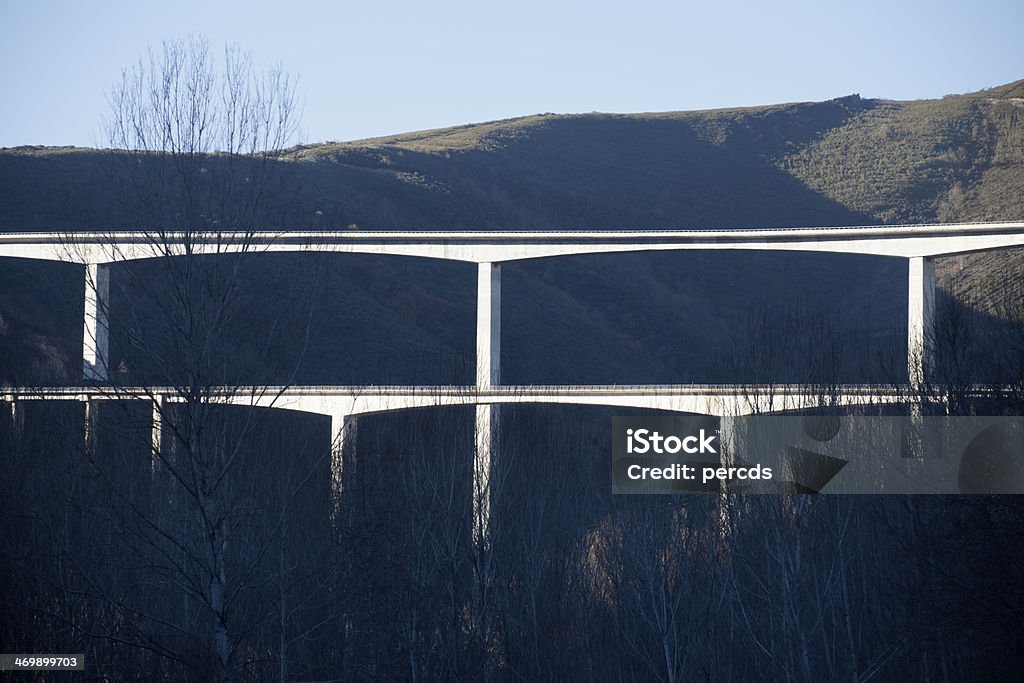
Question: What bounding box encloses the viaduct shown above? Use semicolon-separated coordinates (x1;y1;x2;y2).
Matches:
3;221;1024;527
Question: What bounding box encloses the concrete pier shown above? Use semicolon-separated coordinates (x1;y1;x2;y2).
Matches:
150;396;164;459
330;414;359;495
84;398;99;451
83;263;110;381
908;256;936;386
476;263;501;389
473;403;495;545
474;263;501;542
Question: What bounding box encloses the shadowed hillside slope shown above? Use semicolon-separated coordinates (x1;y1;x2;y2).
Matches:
1;81;1022;385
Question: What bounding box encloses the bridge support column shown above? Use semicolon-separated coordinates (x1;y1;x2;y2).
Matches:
476;262;501;388
84;398;99;451
6;397;24;436
151;396;165;460
474;263;500;544
908;256;935;386
83;263;110;382
718;414;737;465
903;403;926;459
474;403;496;546
331;414;359;496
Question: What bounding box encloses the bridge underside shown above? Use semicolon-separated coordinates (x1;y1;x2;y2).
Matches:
2;384;909;421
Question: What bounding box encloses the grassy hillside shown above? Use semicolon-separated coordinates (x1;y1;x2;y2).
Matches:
1;82;1022;385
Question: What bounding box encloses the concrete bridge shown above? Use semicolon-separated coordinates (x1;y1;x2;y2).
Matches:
2;221;1023;530
2;221;1024;390
2;382;909;532
2;382;911;447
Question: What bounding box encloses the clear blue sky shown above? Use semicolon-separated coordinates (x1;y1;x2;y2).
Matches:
2;0;1022;148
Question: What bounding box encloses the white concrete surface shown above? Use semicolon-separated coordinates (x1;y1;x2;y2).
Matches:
476;263;501;388
908;257;936;385
2;222;1024;264
4;384;911;420
82;263;109;381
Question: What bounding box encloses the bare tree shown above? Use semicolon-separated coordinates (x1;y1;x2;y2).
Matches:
44;36;332;682
105;34;299;234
